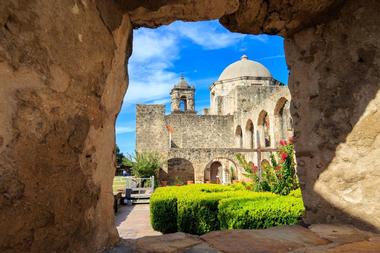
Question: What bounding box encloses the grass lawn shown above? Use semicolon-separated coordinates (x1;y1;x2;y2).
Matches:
113;176;127;194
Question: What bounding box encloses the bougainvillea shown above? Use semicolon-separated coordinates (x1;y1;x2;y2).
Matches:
236;137;299;195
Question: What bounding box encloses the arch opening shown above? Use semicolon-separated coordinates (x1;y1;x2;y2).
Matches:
167;158;194;185
179;96;187;112
245;119;254;149
257;110;271;148
235;125;243;148
274;97;293;144
204;157;239;184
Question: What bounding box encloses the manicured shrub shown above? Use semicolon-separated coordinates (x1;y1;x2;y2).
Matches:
150;187;179;233
288;188;302;198
150;184;277;234
177;191;255;234
218;196;304;230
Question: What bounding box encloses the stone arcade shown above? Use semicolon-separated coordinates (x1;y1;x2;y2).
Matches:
1;1;379;252
136;55;293;184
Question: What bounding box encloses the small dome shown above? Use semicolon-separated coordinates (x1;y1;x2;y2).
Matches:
218;55;271;81
175;75;191;88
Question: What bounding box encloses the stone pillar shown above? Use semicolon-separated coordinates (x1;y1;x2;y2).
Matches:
0;1;132;252
171;92;180;112
286;0;380;231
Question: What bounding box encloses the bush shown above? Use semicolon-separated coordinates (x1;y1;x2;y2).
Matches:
236;138;299;195
288;188;302;198
218;196;304;230
126;151;162;178
150;187;179;233
150;184;277;234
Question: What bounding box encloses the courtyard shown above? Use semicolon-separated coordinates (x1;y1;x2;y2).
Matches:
1;1;379;253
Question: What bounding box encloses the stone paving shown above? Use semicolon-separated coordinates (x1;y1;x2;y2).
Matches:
105;223;380;253
106;203;380;253
115;204;161;239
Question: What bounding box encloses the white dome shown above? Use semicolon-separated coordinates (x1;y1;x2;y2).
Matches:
218;55;271;81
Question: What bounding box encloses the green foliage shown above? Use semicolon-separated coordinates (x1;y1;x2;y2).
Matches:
115;145;127;167
126;151;162;178
288;188;302;198
218;196;305;230
236;139;299;195
230;166;237;180
150;184;278;235
150;187;178;233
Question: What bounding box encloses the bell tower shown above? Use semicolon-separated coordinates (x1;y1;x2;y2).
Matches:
170;75;195;113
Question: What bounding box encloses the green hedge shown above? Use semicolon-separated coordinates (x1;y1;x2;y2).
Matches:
150;184;278;234
288;188;302;198
218;196;304;230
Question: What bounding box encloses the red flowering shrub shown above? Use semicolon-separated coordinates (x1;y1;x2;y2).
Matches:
236;137;299;195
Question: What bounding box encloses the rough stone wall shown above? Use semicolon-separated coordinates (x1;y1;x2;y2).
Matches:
136;105;168;152
0;1;131;252
167;158;195;184
165;114;234;148
285;0;380;231
233;86;291;149
167;148;241;183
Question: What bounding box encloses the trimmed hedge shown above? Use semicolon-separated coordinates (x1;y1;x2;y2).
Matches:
288;188;302;198
218;196;304;230
150;185;277;234
150;184;304;235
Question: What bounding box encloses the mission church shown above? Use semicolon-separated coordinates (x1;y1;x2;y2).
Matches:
136;55;293;184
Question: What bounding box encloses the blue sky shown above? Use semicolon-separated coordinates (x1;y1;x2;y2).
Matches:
116;20;288;154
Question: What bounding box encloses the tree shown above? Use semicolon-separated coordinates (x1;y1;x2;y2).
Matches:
115;145;126;167
125;151;162;178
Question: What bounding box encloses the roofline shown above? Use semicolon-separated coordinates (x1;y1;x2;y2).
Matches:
209;76;284;90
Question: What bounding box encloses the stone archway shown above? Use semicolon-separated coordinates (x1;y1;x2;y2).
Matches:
245;119;254;149
274;97;292;144
204;157;240;184
167;158;195;184
235;125;243;148
257;110;271;148
1;1;380;252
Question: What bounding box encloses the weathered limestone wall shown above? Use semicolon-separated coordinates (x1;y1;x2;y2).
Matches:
285;0;380;231
168;148;241;183
165;114;234;148
233;86;291;149
136;105;168;152
0;1;132;252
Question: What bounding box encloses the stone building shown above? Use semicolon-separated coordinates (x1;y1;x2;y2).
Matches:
136;55;292;184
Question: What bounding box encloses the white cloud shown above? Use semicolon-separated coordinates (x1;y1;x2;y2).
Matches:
123;21;270;109
125;27;179;105
168;21;246;50
116;126;135;134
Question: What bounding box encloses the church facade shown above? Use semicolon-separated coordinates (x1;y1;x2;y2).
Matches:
136;55;293;184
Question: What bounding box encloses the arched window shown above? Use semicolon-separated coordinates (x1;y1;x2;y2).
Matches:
235;125;243;148
258;110;271;147
245;119;254;149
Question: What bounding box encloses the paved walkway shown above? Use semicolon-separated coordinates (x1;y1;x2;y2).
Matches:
106;224;380;253
115;204;161;239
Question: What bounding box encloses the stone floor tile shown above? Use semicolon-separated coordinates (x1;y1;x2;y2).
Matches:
308;224;376;244
201;226;330;253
